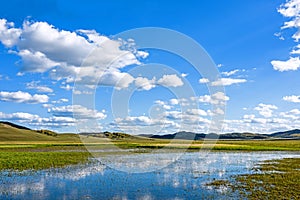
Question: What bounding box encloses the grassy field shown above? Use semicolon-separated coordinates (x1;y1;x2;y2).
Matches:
0;123;299;170
100;138;300;151
0;139;299;171
207;158;300;199
0;124;90;170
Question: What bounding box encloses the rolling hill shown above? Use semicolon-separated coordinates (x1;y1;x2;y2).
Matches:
0;121;80;143
269;129;300;138
80;131;150;140
0;121;31;130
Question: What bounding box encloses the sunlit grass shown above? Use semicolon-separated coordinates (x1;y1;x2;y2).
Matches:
207;158;300;199
0;152;90;171
0;138;299;171
109;139;300;151
1;139;299;151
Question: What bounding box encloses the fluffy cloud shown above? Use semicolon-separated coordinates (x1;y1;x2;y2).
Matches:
0;111;75;127
212;92;230;101
181;73;188;77
111;114;179;134
271;57;300;71
289;108;300;114
278;0;300;17
283;95;300;102
211;78;246;86
110;99;300;134
254;103;278;118
278;0;300;41
135;77;156;91
200;77;246;86
191;92;229;105
115;116;153;126
0;19;148;90
221;69;239;76
134;74;183;91
0;19;21;47
0;91;48;104
199;78;210;83
291;44;300;54
17;49;59;73
186;108;207;116
49;105;106;119
154;100;172;110
157;74;184;87
19;21;93;67
113;110;210;134
26;81;53;93
169;98;179;105
0;112;40;121
280;109;300;119
271;1;300;72
98;70;135;90
243;115;268;124
155;98;190;108
51;98;69;104
164;109;210;126
60;84;73;91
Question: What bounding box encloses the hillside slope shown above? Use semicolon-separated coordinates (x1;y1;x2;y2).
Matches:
0;122;80;142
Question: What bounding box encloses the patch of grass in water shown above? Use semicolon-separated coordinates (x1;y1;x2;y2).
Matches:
206;179;232;187
207;158;300;199
0;152;90;171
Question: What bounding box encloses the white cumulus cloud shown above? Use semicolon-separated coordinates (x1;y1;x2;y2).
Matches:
211;78;246;86
134;74;184;91
26;81;53;93
0;111;75;128
0;19;21;47
221;69;239;76
49;105;106;119
135;77;156;91
272;1;300;72
157;74;184;87
191;92;229;105
0;91;48;104
278;0;300;41
283;95;300;102
0;18;148;90
254;103;278;118
199;78;210;84
271;57;300;71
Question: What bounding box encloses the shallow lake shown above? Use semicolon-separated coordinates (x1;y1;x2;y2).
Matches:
0;151;299;200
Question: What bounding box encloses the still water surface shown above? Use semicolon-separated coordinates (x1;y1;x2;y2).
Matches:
0;152;298;200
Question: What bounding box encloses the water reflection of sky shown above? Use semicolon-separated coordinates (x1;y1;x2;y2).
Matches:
0;152;298;199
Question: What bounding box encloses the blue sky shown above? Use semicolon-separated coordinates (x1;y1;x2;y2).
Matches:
0;0;300;134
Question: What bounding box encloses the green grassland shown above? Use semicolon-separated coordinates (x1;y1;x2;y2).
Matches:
0;152;90;171
110;138;300;151
0;123;299;171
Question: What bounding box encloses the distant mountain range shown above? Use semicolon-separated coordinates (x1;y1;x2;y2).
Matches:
140;129;300;140
1;121;300;140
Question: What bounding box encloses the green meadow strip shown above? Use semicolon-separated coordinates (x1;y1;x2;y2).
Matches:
0;152;90;171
